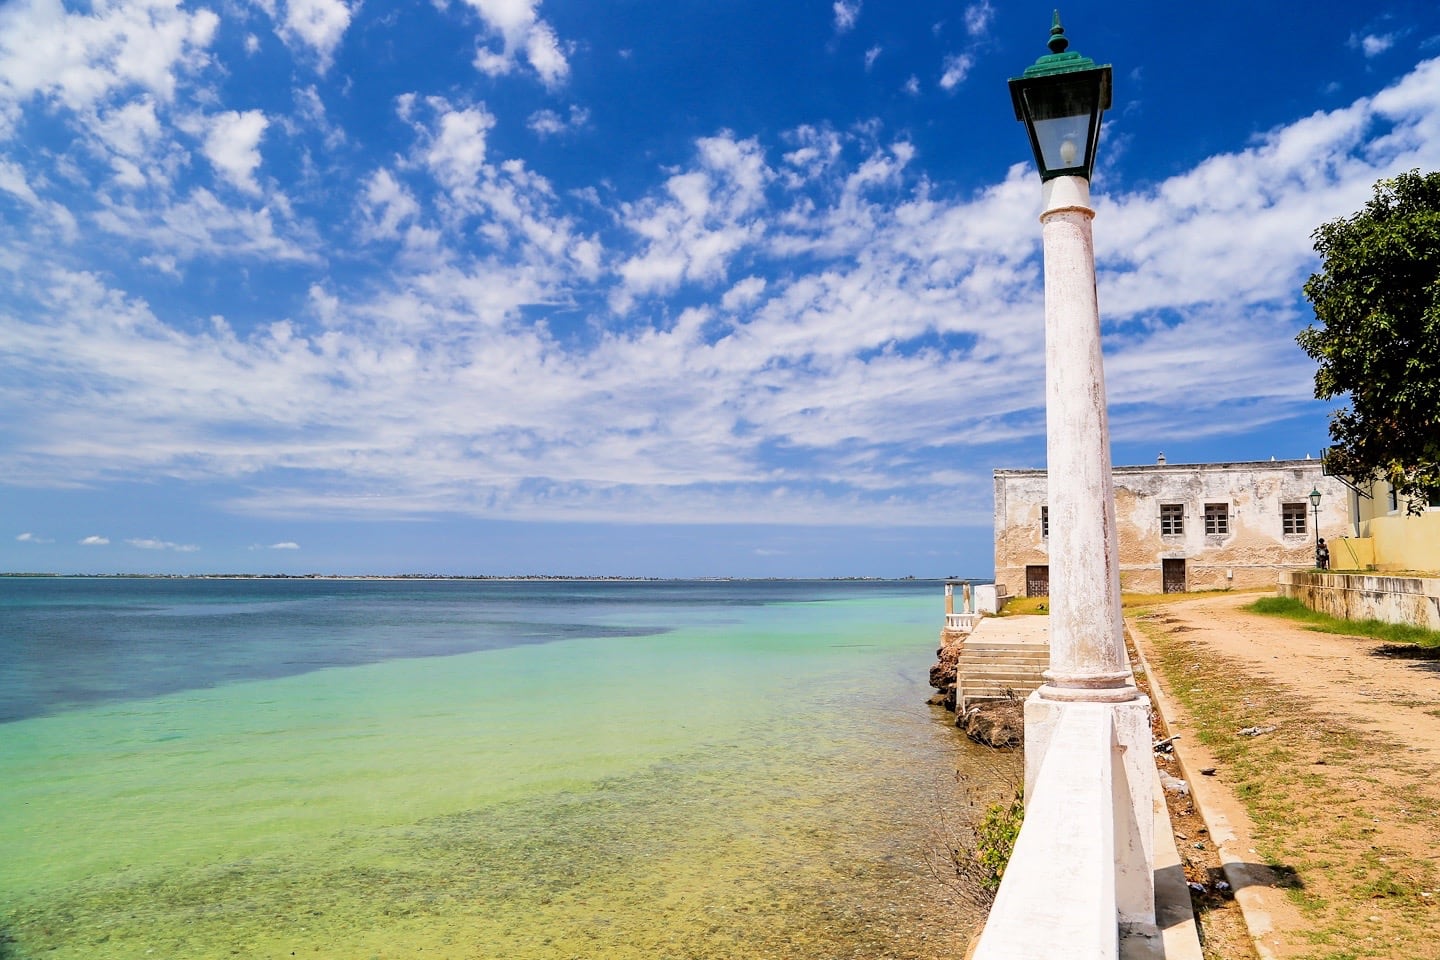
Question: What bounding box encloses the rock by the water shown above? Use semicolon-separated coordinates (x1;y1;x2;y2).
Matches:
959;699;1024;748
928;635;962;692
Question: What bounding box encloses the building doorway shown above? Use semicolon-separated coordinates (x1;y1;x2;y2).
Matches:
1025;564;1050;597
1162;558;1187;594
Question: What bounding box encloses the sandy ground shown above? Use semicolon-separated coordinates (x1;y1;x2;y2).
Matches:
1129;592;1440;959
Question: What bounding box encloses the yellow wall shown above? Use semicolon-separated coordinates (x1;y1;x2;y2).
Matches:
1329;536;1375;570
1369;512;1440;572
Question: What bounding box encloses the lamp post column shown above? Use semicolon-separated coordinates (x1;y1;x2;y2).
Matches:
1037;174;1134;702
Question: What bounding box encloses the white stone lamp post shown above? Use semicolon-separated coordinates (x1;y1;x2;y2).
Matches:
1008;13;1134;704
979;14;1157;944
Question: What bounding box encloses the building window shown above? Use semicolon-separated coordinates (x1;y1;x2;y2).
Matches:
1204;503;1229;535
1282;502;1307;535
1041;505;1049;539
1389;487;1400;512
1160;503;1184;536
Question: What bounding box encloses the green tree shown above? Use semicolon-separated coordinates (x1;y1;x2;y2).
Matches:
1297;169;1440;513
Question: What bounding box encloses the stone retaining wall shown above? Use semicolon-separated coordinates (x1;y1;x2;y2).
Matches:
1277;571;1440;630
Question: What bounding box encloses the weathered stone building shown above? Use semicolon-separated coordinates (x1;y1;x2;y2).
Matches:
994;457;1352;596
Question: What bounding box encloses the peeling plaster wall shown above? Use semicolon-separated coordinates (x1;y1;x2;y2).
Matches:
1279;571;1440;630
994;460;1351;597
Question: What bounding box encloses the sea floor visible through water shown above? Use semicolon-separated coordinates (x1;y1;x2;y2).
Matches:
0;578;1017;959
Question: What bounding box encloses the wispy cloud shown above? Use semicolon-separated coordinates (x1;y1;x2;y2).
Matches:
939;53;974;91
1351;32;1397;58
276;0;355;72
464;0;571;88
127;537;200;552
963;1;994;38
270;541;301;550
16;531;52;543
3;1;1440;535
203;110;269;195
79;536;110;546
527;105;590;138
833;1;861;33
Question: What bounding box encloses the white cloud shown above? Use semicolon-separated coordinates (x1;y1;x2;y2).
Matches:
3;55;1440;531
204;110;269;195
0;0;218;110
359;169;421;241
463;0;570;87
423;102;497;194
616;133;772;303
291;85;346;149
527;104;589;138
902;75;920;96
864;46;881;71
270;541;301;549
0;159;41;206
939;53;973;91
127;537;200;552
963;1;994;37
722;276;766;310
80;536;110;546
278;0;354;71
16;531;52;543
1352;32;1397;58
833;1;860;33
92;187;318;263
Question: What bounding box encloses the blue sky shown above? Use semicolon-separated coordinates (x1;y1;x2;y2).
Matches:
3;0;1439;578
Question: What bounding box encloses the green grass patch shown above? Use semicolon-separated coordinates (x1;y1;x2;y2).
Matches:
996;596;1048;616
1003;587;1266;618
1245;596;1440;648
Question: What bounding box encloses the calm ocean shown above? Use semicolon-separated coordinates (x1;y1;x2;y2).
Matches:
0;577;1012;959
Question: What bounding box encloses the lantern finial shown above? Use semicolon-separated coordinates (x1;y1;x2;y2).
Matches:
1048;11;1068;55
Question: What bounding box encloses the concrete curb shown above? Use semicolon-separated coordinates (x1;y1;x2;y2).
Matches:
1127;621;1290;960
1143;770;1206;960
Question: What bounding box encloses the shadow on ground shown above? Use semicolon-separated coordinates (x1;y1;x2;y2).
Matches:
1372;644;1440;676
1372;643;1440;661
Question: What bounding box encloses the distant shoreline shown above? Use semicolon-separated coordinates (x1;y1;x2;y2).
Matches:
0;573;953;582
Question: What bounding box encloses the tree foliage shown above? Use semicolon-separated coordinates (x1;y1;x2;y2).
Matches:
1297;169;1440;513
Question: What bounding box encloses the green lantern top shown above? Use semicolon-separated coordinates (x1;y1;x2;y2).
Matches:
1020;11;1105;79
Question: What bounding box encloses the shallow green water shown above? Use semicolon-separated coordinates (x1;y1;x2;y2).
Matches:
1;583;1015;959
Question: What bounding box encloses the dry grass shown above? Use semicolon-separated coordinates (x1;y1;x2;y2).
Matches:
1132;612;1440;960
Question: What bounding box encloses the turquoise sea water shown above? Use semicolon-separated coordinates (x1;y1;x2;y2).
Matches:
0;578;1013;959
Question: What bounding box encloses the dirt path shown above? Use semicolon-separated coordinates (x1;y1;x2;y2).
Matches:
1128;592;1440;960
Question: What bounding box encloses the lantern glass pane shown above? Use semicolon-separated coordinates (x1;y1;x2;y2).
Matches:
1020;77;1099;174
1031;114;1090;172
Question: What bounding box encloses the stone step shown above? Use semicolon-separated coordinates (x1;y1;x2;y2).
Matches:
957;643;1047;710
967;653;1048;662
962;644;1048;653
960;688;1043;708
963;672;1046;684
960;657;1047;671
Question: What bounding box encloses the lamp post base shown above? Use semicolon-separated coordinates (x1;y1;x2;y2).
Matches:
1036;672;1139;703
